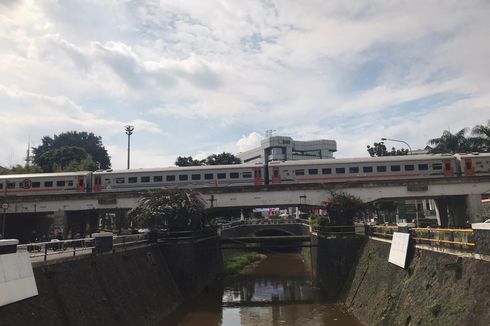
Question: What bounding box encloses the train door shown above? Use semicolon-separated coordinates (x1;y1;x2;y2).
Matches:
254;167;263;185
443;159;454;176
464;158;474;176
93;175;102;192
77;176;86;192
271;167;281;184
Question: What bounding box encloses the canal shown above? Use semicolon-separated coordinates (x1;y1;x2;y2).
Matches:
164;252;362;325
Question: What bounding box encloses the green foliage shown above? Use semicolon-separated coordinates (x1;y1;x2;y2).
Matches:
175;152;241;167
0;164;43;175
367;142;408;157
428;128;473;154
128;189;206;231
310;215;329;227
32;131;110;172
224;252;264;275
471;120;490;151
326;192;366;225
429;301;442;317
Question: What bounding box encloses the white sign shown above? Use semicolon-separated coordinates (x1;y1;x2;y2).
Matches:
0;252;38;307
1;203;8;210
388;232;410;269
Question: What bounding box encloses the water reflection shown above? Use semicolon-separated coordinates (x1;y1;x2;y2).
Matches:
168;253;361;326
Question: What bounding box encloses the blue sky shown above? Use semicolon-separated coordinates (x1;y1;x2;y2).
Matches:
1;1;489;169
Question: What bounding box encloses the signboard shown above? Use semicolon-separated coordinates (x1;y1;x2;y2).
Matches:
1;203;8;210
0;252;38;307
407;184;428;192
388;232;410;269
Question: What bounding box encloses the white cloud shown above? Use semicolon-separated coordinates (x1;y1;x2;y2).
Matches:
236;132;265;152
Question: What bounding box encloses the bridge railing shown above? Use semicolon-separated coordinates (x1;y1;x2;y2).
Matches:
367;225;476;251
18;238;96;262
312;225;360;237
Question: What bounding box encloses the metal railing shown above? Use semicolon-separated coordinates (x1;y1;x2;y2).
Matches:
18;238;95;262
312;225;359;237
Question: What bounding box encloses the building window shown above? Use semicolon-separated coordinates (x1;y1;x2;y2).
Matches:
44;181;53;187
377;166;387;172
295;169;305;176
217;173;226;179
116;178;125;184
179;175;188;181
166;175;175;182
230;172;239;179
204;173;214;180
335;168;345;174
308;169;318;175
128;177;137;183
322;168;332;174
141;176;150;183
349;167;359;173
363;166;373;173
404;165;415;171
242;172;252;178
390;165;401;172
418;164;428;171
153;176;163;182
56;181;65;187
32;182;40;188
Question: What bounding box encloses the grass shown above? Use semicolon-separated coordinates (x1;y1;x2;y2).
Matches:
224;252;265;275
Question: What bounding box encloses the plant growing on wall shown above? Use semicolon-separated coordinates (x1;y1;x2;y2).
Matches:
128;189;206;231
325;192;366;225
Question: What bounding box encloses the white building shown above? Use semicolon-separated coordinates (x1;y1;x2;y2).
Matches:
237;136;337;163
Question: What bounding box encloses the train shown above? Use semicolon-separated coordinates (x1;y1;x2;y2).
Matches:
1;153;489;197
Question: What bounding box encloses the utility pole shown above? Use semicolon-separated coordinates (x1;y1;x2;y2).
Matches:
125;125;134;169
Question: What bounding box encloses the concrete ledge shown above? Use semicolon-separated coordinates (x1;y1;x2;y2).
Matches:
472;222;490;230
0;239;19;255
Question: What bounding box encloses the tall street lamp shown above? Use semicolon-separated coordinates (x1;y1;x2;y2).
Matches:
125;125;134;169
381;137;412;155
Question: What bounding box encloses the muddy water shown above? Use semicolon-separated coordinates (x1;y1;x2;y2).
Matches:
169;253;361;326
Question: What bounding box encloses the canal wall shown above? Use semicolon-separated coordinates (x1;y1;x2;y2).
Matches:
0;238;222;326
337;239;490;326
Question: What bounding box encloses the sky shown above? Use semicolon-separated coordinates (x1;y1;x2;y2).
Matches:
1;0;489;169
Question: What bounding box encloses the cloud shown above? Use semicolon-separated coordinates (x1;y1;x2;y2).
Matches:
236;132;264;152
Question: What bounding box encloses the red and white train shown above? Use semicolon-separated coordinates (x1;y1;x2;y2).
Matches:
1;153;489;197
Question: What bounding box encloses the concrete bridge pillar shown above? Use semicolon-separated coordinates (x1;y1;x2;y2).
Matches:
466;194;483;223
434;199;449;227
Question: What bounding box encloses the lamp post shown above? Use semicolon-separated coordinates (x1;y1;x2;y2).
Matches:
381;137;412;155
125;125;134;169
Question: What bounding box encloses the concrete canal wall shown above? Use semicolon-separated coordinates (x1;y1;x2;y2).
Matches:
0;237;222;326
313;236;490;326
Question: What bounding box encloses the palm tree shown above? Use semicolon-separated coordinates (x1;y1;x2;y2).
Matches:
471;120;490;152
428;128;471;154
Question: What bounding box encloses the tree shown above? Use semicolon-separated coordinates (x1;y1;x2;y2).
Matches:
366;142;408;157
32;131;110;172
471;120;490;152
175;156;204;167
175;152;242;167
204;152;241;165
428;128;473;154
0;165;42;175
128;189;207;231
326;192;366;225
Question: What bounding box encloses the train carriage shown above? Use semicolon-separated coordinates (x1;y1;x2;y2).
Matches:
0;171;92;197
92;162;264;192
455;153;490;176
267;154;459;185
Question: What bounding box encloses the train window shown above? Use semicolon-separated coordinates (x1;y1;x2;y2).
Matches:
192;174;201;180
335;168;345;174
390;165;401;172
432;163;442;170
322;168;332;174
128;177;137;183
167;175;176;181
179;175;188;181
204;173;213;180
349;167;359;173
363;166;373;173
116;178;125;184
418;164;428;170
141;176;150;183
56;181;65;187
377;166;387;172
308;169;318;175
68;181;74;186
230;172;239;179
6;182;16;189
153;176;163;182
44;181;53;187
404;165;415;171
465;161;472;169
32;182;40;188
295;169;305;175
217;173;226;179
243;172;252;178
